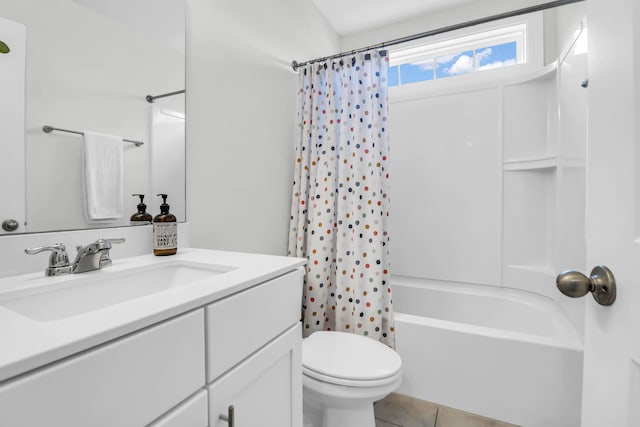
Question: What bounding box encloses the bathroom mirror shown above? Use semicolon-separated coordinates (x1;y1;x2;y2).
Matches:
0;0;185;235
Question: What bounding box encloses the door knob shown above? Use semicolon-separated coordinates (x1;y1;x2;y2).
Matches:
556;266;616;306
2;219;19;232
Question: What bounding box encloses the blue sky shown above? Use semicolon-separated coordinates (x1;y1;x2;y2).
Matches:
389;41;517;86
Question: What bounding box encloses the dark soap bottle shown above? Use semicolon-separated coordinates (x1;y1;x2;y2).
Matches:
153;194;177;256
130;194;153;225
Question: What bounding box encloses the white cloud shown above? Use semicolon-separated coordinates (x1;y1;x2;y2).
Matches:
478;58;517;71
476;47;492;62
413;59;435;71
408;49;515;77
446;54;474;75
411;53;464;72
436;53;460;64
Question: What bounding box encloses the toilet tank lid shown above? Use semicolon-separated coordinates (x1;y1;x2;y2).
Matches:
302;331;402;381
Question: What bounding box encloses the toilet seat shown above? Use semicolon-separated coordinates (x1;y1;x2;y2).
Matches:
302;331;402;387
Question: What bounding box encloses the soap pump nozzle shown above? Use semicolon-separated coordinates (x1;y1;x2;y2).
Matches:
133;194;147;213
157;193;170;214
130;193;152;224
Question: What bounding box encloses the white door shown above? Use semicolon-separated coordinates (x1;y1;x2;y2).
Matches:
580;0;640;425
0;16;25;234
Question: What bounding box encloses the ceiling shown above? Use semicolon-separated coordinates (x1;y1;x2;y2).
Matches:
75;0;184;53
311;0;485;36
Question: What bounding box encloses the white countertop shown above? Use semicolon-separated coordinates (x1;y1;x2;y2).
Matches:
0;248;306;383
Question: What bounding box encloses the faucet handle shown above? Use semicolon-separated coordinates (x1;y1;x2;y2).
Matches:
25;243;65;255
25;243;70;267
94;238;125;269
77;238;126;255
25;243;72;276
105;238;126;245
93;238;126;250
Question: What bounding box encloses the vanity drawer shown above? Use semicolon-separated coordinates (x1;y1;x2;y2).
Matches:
0;309;205;427
148;390;208;427
205;268;303;382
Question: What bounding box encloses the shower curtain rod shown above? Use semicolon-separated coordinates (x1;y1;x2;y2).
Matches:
145;89;186;103
291;0;585;71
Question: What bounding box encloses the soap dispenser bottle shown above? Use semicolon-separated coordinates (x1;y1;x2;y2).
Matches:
153;194;177;256
130;194;153;225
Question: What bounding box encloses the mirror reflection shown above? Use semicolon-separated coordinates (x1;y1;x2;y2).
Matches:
0;0;185;235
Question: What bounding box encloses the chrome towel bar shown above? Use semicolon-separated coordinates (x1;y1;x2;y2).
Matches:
42;125;144;147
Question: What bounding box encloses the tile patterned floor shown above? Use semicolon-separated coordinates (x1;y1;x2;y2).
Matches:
374;393;520;427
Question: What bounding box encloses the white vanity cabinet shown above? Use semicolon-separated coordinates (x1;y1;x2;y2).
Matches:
0;309;206;427
0;258;304;427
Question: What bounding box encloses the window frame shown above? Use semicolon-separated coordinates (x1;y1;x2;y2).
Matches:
388;12;543;91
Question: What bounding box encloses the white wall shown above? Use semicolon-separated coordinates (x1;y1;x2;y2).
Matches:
1;0;184;232
185;0;339;255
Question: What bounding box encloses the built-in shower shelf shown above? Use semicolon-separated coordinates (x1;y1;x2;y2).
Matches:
559;157;586;169
503;155;558;171
503;264;557;298
504;61;557;87
505;264;556;276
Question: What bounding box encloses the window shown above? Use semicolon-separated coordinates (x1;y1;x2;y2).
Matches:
389;21;529;87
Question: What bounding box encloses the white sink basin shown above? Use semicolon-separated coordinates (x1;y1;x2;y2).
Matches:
0;261;234;321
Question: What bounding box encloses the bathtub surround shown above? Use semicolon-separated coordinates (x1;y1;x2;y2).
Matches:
288;50;394;346
368;4;588;339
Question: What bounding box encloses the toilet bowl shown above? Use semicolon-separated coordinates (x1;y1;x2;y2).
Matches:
302;331;402;427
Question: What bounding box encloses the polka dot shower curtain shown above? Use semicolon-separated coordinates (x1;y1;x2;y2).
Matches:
288;50;394;347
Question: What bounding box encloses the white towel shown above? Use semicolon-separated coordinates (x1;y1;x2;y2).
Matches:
83;130;124;220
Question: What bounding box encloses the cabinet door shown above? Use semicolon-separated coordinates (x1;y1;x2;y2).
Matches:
0;310;205;427
207;324;302;427
148;390;208;427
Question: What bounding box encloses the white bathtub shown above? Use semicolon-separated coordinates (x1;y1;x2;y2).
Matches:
391;275;583;427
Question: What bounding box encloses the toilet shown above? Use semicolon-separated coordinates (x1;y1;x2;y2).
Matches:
302;331;402;427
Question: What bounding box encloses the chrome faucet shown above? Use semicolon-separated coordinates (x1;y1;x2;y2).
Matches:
71;238;125;274
26;238;125;276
